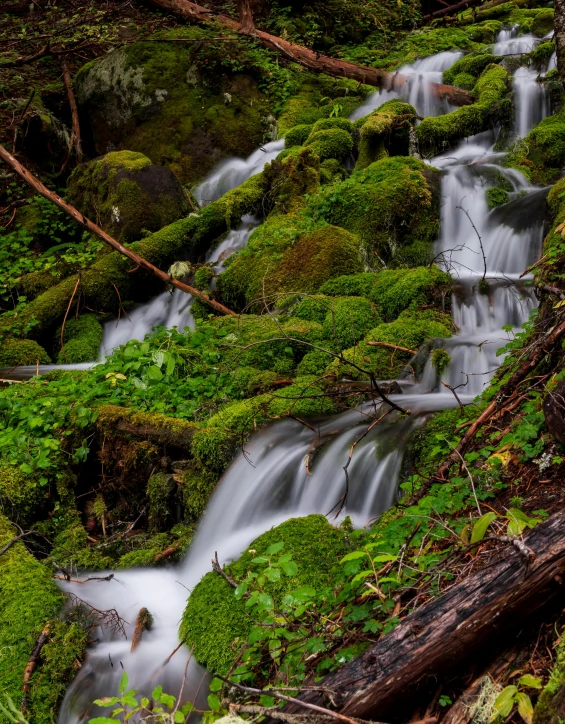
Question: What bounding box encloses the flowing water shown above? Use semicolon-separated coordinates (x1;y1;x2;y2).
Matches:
51;37;550;721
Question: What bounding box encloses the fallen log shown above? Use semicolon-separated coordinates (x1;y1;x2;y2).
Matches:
273;509;565;723
0;144;236;316
424;0;484;20
21;622;51;711
96;405;197;452
146;0;473;107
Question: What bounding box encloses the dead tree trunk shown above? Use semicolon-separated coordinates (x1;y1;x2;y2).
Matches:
273;509;565;723
146;0;473;106
238;0;256;34
0;144;236;316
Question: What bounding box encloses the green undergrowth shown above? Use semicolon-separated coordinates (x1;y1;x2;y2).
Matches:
506;109;565;185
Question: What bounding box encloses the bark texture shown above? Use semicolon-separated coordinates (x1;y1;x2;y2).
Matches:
273;509;565;723
555;0;565;84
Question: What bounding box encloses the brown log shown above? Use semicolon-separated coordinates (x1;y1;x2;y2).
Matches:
424;0;484;20
97;405;197;451
273;509;565;723
131;607;153;652
365;341;417;355
145;0;473;106
0;144;236;316
155;545;179;562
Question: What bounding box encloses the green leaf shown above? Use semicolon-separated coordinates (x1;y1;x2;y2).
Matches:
209;678;223;692
280;560;298;577
341;550;367;562
152;686;163;700
160;694;175;708
266;541;284;555
174;712;185;723
119;671;128;696
93;698;120;708
87;719;116;724
207;694;222;712
372;554;398;563
146;365;163;381
491;686;517;721
518;675;542;689
260;695;276;708
264;567;281;582
471;512;497;544
516;692;534;724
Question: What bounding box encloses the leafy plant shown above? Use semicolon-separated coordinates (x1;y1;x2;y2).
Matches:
490;675;542;724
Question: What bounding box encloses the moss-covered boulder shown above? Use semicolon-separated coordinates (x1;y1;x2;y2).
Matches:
367;266;452;321
322;296;381;349
329;309;453;380
0;514;86;722
56;313;103;364
442;52;501;87
354;100;417;171
0;338;51;367
416;65;511;158
216;215;363;310
506;109;565;185
68;151;188;243
179;514;351;675
534;635;565;724
75;41;270;184
306;157;441;264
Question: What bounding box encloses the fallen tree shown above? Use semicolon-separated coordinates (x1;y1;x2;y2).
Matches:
273;508;565;722
0;144;236;317
146;0;473;107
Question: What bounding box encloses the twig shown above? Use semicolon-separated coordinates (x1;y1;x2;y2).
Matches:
212;552;241;590
456;205;487;285
60;275;81;362
441;381;465;411
0;531;33;557
21;623;51;711
365;341;417;355
60;59;82;170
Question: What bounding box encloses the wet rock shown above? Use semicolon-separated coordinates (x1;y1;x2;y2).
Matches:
74;43;269;184
543;381;565;447
67;150;188;243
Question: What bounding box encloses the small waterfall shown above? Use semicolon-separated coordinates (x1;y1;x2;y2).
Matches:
513;66;549;137
493;27;538;56
57;42;552;721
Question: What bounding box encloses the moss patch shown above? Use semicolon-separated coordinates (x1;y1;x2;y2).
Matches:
506;109;565;185
56;313;104;364
179;514;351;675
354;100;417;171
0;338;51;366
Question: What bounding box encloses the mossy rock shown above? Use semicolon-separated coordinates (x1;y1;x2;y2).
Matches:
442;52;501;87
354;100;417;171
320;272;378;297
261;147;321;215
306;157;441;265
179;514;352;675
368;266;452;321
485;187;509;208
0;338;51;366
0;464;45;524
56;313;103;364
284;123;314;148
416;65;511;158
0;514;86;722
506;109;565;185
68;151;188;243
329;309;453;380
534;635;565;724
306;128;354;162
216;215;363;310
75;42;270;184
322;296;381;349
293;295;333;324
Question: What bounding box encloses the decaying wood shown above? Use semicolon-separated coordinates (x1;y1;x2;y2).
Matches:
365;341;417;355
155;544;179;562
60;59;82;169
0;144;236;316
238;0;255;34
146;0;473;106
131;607;153;652
423;0;484;20
555;0;565;84
21;623;51;710
272;508;565;723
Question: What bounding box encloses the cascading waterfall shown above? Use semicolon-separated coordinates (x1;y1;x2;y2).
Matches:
58;39;550;722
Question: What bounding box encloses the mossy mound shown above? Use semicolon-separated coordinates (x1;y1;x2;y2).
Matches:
216;216;363;310
322;296;381;349
329;309;453;380
442;52;501;87
416;65;511;158
56;313;103;364
534;635;565;724
506;109;565;185
486;187;509;209
0;338;51;367
0;514;86;722
306;157;441;264
67;151;188;243
320;272;378;297
305;128;354;162
179;514;351;675
354;100;417;171
367;266;452;321
261;148;321;215
75;40;270;184
0;464;46;524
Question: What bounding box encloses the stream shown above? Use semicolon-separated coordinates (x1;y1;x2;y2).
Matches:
54;30;551;721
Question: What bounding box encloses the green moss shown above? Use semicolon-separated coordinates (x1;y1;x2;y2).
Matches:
0;338;51;366
0;514;85;722
322;296;381;349
369;266;452;321
442;52;501;87
179;514;351;675
527;40;555;70
306;157;441;264
319;158;348;185
293;295;332;324
530;8;554;36
416;65;511;158
534;634;565;724
0;464;45;524
297;349;332;376
67;150;188;243
320;273;378;297
506;109;565;185
431;347;451;376
451;72;479;91
217;216;363;310
261;148;321;215
486;187;510;209
284;124;314;148
96;405;198;452
405;407;464;475
330;309;452;380
56;313;103;364
193;265;214;289
305;128;354;162
354;100;417;171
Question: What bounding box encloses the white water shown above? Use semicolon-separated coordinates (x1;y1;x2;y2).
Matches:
493;27;538;56
58;34;550;722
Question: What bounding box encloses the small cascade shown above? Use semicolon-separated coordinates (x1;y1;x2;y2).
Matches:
493;26;538;56
57;39;552;722
513;66;549;137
